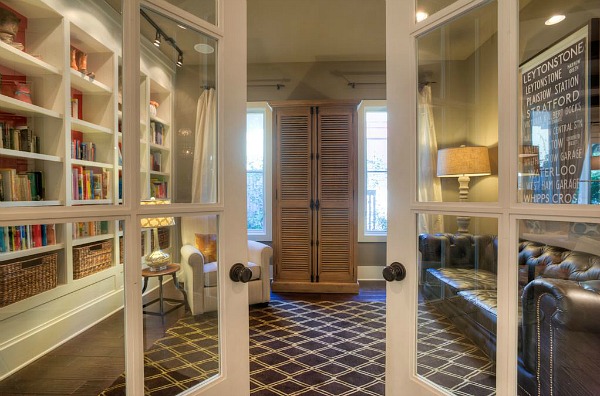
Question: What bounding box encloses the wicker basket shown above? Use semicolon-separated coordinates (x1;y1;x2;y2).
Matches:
119;236;124;264
0;252;58;307
73;239;113;279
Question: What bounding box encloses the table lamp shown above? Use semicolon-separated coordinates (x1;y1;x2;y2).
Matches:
141;199;175;271
437;145;491;233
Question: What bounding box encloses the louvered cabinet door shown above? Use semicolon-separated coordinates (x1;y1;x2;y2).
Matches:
273;107;314;282
315;105;357;284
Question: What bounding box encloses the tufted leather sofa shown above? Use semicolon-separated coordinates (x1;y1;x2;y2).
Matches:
420;234;600;396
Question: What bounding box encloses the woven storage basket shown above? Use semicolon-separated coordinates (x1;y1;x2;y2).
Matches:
119;236;124;264
0;252;58;307
73;239;113;279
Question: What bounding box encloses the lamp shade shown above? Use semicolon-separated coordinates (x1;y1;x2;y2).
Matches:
437;146;491;177
140;199;175;228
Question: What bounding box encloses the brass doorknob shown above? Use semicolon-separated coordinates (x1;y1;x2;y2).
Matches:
382;262;406;282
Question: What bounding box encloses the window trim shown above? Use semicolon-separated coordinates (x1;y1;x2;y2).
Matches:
246;102;273;241
358;100;387;242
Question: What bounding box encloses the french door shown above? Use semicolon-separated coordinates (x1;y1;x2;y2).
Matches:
386;0;600;395
126;1;251;394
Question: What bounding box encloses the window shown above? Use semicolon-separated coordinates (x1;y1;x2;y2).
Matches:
246;103;272;240
358;101;388;241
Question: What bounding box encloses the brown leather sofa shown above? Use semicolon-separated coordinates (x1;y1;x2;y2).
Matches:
419;234;600;396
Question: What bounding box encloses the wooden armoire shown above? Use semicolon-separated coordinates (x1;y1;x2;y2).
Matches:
270;100;359;293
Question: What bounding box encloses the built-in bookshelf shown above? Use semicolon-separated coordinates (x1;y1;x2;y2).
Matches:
0;0;174;379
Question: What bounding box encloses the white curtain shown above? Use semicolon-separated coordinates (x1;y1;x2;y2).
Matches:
191;88;217;203
417;85;444;234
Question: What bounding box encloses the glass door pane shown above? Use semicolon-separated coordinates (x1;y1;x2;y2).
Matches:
0;217;126;395
417;2;498;212
139;213;220;393
516;219;600;395
418;214;498;394
140;6;218;204
162;0;217;25
518;0;600;205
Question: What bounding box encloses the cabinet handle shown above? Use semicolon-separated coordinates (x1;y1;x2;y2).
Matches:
229;263;252;283
382;262;406;282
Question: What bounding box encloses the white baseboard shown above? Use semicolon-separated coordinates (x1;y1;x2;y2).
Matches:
358;266;385;281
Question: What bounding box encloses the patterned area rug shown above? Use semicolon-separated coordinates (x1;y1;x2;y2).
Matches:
100;300;495;396
99;313;220;396
249;300;387;396
418;302;496;396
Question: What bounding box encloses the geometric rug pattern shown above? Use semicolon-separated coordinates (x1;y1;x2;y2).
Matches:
417;302;496;396
99;312;220;396
249;300;387;396
99;300;495;396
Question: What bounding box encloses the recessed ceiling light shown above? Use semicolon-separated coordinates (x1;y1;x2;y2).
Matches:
177;24;187;30
545;15;565;25
416;11;429;23
194;43;215;54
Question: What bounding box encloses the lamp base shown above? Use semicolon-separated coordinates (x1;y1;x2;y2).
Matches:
456;216;471;234
147;262;169;272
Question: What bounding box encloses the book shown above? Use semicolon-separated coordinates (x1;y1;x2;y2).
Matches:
0;168;16;201
46;224;56;245
0;227;5;252
32;224;42;247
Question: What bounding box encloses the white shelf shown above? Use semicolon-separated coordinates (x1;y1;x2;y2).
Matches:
150;115;169;126
71;159;114;169
0;200;61;207
0;148;62;163
71;118;112;135
70;69;112;94
71;199;113;205
149;171;169;177
149;143;170;152
72;233;114;246
0;41;61;76
0;243;65;262
0;94;61;118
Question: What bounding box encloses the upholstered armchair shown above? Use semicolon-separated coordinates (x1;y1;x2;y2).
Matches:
179;216;272;315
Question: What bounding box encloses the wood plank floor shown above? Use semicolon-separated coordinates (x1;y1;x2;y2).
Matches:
0;281;386;395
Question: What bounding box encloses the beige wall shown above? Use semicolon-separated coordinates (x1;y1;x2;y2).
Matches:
248;60;385;102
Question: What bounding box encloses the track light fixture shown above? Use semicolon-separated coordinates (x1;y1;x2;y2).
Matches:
141;9;185;68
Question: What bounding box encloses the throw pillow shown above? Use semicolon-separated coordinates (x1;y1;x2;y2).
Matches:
195;233;217;262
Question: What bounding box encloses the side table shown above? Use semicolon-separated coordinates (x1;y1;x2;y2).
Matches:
142;263;189;318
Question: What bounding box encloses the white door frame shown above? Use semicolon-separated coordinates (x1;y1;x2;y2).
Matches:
385;0;517;394
121;0;251;394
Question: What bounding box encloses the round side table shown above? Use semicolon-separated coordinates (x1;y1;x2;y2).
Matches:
141;263;189;319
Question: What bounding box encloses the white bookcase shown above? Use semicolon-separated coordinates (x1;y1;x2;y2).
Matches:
0;0;174;379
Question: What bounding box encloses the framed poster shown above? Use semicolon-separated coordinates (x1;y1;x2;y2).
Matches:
519;19;598;204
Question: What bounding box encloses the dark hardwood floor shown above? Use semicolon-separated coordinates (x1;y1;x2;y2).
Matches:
0;281;386;395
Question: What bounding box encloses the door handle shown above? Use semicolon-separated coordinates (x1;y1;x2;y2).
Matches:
230;263;252;283
382;262;406;282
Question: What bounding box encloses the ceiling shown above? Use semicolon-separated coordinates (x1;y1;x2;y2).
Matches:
105;0;600;68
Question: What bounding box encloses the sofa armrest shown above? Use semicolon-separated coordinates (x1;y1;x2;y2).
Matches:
522;278;600;333
521;277;600;395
